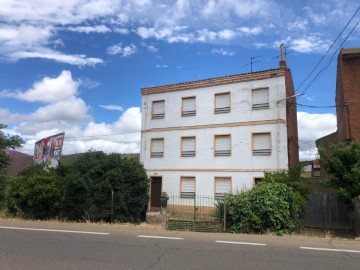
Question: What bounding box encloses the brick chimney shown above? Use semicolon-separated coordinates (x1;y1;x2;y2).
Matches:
279;44;287;68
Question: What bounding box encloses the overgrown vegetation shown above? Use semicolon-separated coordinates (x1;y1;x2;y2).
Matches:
56;151;149;222
218;165;308;234
0;124;24;209
3;148;149;222
319;142;360;204
6;164;61;219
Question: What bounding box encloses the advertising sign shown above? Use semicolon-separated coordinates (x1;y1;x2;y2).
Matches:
34;132;65;168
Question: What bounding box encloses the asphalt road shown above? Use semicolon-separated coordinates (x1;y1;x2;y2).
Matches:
0;219;359;270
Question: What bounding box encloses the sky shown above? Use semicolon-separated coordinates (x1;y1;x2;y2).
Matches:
0;0;359;161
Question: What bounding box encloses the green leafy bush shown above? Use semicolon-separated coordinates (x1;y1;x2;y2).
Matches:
4;151;149;223
227;182;304;233
319;142;360;203
57;151;149;222
5;164;62;219
0;123;24;209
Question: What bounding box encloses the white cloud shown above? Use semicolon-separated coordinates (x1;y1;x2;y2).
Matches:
8;49;103;66
67;25;111;33
107;43;137;57
297;111;337;160
274;35;332;54
212;48;236;56
218;29;237;40
238;26;262;35
78;78;101;89
0;0;357;58
155;64;168;68
6;106;142;156
288;19;308;31
4;71;79;103
0;24;53;49
141;42;159;52
99;105;124;111
254;42;267;48
114;28;129;34
32;97;89;122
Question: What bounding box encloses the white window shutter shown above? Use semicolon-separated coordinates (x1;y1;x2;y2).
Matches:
182;97;196;116
215;135;231;156
151;139;164;157
152;101;165;118
182;137;196;157
253;133;271;155
181;177;195;197
215;177;232;194
252;88;269;109
215;93;230;113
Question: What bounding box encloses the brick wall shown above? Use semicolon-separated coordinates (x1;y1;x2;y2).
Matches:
336;49;360;142
284;66;299;166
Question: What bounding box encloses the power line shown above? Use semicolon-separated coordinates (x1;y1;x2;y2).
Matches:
65;131;140;139
296;6;360;96
297;103;338;108
300;18;360;96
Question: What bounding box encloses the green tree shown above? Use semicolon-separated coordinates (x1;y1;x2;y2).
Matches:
319;142;360;203
221;165;308;234
57;151;149;222
6;164;62;219
227;182;304;234
0;124;24;208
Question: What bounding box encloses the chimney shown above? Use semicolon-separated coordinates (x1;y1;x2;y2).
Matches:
279;44;287;68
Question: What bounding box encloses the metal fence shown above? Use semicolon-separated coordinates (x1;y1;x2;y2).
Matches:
167;194;223;222
355;199;360;236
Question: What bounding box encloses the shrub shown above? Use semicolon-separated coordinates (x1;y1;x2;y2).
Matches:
5;164;62;219
227;182;304;234
57;151;149;222
319;142;360;203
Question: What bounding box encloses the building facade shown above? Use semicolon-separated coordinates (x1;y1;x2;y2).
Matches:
141;60;298;209
336;48;360;142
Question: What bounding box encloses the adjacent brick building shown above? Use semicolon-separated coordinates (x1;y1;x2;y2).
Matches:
317;48;360;146
336;48;360;142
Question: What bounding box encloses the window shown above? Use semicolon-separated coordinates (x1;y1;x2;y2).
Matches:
254;177;264;185
181;177;195;198
182;97;196;116
252;88;269;110
215;93;230;113
214;135;231;156
181;137;196;157
152;100;165;119
151;138;164;158
215;177;232;199
253;133;271;156
312;160;321;177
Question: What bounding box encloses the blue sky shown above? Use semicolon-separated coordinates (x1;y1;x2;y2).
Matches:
0;0;359;160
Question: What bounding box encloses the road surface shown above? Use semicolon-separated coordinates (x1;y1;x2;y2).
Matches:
0;219;359;269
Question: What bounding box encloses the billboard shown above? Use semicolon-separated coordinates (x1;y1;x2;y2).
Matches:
34;132;65;168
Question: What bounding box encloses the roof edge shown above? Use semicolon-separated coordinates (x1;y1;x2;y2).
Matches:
142;68;286;95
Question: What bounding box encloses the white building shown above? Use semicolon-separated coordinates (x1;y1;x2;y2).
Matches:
141;53;299;210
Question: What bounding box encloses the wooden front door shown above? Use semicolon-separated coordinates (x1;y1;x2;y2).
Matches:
150;177;162;210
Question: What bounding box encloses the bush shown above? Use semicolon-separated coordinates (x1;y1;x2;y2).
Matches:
5;164;62;219
4;151;149;223
227;182;305;234
57;151;149;222
319;142;360;203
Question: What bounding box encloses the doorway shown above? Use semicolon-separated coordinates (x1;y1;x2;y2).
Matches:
150;176;162;210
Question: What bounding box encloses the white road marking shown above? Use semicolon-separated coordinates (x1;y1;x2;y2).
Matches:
300;247;360;253
216;240;267;246
0;226;110;235
138;235;184;240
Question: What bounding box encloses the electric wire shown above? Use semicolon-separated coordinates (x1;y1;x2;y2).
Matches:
296;6;360;94
298;7;360;96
